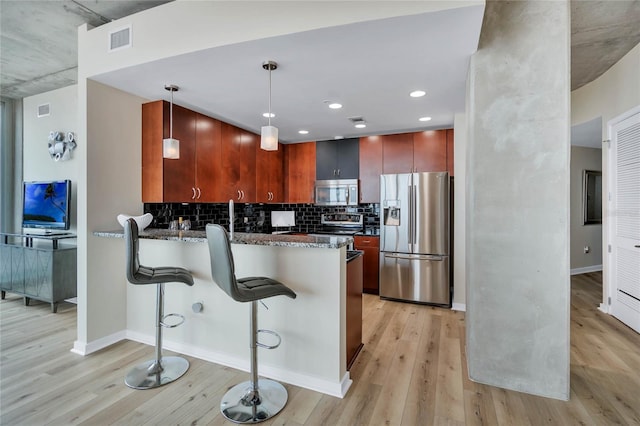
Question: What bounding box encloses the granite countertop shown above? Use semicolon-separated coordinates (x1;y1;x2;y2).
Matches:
94;228;352;249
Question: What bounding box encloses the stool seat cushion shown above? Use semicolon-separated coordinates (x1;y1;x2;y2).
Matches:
206;224;296;303
124;218;194;286
133;265;194;286
237;277;297;302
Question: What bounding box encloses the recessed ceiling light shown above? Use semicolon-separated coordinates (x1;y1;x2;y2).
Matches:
324;100;343;109
262;112;275;118
419;116;432;122
298;130;309;135
334;136;344;140
354;123;366;129
410;90;426;98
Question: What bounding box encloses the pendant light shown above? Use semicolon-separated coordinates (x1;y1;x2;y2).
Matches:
261;60;278;151
163;84;180;159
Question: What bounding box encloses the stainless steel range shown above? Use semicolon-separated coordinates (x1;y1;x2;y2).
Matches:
310;213;364;236
309;213;363;254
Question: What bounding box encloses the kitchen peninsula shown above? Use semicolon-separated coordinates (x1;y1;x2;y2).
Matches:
94;228;355;397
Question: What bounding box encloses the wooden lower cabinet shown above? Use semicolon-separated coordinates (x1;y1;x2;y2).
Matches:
354;235;380;294
346;253;363;370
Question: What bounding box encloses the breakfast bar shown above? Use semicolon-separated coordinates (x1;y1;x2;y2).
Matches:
94;228;354;397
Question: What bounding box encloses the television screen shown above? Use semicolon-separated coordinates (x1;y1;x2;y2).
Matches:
22;180;71;231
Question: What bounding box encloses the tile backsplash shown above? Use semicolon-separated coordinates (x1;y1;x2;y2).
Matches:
144;202;380;234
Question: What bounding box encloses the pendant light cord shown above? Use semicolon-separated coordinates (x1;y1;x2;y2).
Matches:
268;68;272;127
169;90;174;138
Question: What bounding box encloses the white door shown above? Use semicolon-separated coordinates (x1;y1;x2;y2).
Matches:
609;109;640;333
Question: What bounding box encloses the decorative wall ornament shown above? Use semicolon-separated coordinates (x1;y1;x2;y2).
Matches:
48;131;76;161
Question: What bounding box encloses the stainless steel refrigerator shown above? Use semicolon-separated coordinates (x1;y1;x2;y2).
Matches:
379;172;450;305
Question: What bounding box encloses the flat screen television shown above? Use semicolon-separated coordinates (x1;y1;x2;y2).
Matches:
22;180;71;231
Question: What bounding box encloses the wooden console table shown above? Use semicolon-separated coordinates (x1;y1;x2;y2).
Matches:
0;232;77;313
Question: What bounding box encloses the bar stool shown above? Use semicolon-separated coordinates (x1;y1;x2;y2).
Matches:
206;224;296;424
123;218;194;389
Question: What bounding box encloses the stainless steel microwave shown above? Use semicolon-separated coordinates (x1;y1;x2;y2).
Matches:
315;179;359;206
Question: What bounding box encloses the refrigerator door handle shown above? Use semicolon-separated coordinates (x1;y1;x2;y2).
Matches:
412;184;417;247
408;184;413;246
383;253;445;261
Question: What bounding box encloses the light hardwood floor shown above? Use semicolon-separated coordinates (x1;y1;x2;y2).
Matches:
1;272;639;425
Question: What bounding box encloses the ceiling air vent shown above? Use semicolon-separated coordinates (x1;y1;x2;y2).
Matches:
37;103;50;118
108;25;132;52
348;116;364;124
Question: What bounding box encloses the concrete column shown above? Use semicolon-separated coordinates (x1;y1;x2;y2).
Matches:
466;1;570;400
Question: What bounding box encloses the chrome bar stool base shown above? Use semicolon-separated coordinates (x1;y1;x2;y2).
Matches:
221;379;288;424
125;356;189;390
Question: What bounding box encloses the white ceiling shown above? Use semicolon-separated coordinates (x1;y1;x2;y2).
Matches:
92;6;484;143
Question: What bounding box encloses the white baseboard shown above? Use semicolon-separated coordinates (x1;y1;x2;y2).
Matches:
125;330;350;398
71;330;127;356
570;265;603;275
598;303;610;314
451;303;466;312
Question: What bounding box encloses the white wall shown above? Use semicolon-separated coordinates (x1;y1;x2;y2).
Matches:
570;146;602;273
571;42;640;308
22;85;79;235
452;113;466;310
73;80;147;350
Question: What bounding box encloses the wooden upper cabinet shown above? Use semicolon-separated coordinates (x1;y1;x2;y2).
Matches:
413;130;447;172
381;129;450;175
316;138;359;180
142;101;164;203
256;142;284;203
162;104;197;202
219;123;257;202
382;133;413;174
284;142;316;203
446;129;454;176
219;122;241;201
269;146;284;202
359;136;383;203
239;130;257;202
141;100;198;203
194;113;222;202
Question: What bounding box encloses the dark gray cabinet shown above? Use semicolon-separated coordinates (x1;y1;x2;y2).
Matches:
316;138;359;180
1;234;77;313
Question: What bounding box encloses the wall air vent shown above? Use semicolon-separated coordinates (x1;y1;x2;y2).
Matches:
37;103;50;118
108;25;132;52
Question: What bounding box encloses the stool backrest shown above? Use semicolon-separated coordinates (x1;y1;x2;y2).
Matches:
206;224;241;301
123;218;141;283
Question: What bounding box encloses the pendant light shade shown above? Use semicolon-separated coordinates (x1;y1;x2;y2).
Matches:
260;61;278;151
163;84;180;159
261;125;278;151
163;137;179;159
